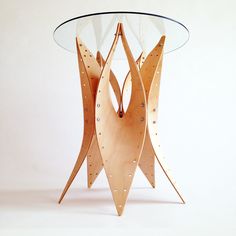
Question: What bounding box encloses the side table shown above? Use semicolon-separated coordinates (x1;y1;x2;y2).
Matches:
53;11;189;216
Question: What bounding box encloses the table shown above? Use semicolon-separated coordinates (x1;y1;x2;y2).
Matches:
53;11;189;216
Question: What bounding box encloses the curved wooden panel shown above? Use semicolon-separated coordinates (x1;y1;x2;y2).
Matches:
141;36;185;203
58;38;100;203
87;134;103;188
121;53;156;187
87;51;122;187
138;131;156;187
59;41;123;194
95;23;147;215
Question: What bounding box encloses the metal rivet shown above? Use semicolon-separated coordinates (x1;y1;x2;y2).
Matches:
97;118;100;122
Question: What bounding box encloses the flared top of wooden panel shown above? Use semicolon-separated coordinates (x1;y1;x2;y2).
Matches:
53;11;189;58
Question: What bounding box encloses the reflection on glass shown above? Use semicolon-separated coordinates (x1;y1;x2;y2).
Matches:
54;12;189;58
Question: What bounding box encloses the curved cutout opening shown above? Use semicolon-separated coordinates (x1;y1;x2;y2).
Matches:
109;39;131;116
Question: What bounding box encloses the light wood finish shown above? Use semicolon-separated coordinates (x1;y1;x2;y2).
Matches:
143;36;185;203
59;23;185;215
120;36;185;202
138;132;156;187
121;53;156;188
87;51;122;188
58;37;100;203
58;40;124;196
95;23;147;215
86;134;103;188
92;52;156;188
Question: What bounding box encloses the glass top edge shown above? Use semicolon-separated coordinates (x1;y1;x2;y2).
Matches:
53;11;190;55
53;11;189;35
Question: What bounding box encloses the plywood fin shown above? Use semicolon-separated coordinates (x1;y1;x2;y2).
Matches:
142;36;185;203
95;23;147;215
121;52;155;187
58;38;98;203
87;134;103;188
139;131;156;188
86;51;122;188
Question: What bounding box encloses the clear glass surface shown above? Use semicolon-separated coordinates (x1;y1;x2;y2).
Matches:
53;11;189;58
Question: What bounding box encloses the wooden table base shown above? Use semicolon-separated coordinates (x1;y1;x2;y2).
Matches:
58;23;185;216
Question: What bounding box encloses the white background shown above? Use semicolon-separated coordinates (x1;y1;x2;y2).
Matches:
0;0;236;235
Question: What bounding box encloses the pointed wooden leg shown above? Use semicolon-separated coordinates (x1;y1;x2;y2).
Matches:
121;53;156;188
59;38;102;203
139;131;156;188
141;36;185;203
86;51;122;188
96;23;147;215
87;134;103;188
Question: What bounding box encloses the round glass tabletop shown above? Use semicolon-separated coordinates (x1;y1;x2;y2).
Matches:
53;11;189;58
